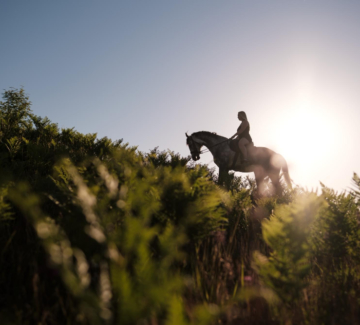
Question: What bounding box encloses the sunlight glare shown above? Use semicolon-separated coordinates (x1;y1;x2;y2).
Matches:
275;99;338;184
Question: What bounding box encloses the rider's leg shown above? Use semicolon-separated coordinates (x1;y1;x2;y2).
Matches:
238;138;249;161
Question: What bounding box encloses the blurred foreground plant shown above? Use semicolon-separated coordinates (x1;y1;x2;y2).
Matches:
2;88;360;325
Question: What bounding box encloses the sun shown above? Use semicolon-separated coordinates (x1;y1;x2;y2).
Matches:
274;99;337;182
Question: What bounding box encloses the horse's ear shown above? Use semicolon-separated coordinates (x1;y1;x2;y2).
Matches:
185;132;189;138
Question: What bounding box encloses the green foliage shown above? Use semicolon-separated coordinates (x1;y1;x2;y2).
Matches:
0;89;226;324
301;182;360;325
253;183;360;324
0;184;13;222
1;88;360;325
256;194;325;303
311;184;360;264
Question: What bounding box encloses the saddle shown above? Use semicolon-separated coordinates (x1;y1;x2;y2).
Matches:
229;139;254;169
229;138;241;153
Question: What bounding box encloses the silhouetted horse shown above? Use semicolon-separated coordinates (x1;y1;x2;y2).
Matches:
186;131;292;195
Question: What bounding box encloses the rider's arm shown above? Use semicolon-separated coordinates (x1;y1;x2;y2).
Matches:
236;120;249;136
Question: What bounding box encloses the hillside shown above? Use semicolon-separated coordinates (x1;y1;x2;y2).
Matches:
1;89;360;325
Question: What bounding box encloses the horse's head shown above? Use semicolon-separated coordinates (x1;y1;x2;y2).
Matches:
186;133;201;161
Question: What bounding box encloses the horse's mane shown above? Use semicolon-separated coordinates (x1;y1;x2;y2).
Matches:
192;131;228;140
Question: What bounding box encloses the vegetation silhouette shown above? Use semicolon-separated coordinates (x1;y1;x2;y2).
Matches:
186;131;292;196
1;88;360;325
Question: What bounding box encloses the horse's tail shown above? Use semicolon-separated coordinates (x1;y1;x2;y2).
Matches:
279;155;292;190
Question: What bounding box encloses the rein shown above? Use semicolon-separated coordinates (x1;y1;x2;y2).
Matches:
196;138;231;155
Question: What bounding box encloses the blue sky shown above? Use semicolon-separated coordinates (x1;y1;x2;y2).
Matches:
1;1;360;191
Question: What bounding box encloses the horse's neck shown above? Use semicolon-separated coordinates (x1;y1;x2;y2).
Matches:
193;133;225;148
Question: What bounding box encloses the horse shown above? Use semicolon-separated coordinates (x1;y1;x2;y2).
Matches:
185;131;292;195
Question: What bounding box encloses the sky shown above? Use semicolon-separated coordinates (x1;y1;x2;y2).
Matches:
1;1;360;192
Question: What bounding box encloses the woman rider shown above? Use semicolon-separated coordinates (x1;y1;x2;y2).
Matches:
230;111;253;164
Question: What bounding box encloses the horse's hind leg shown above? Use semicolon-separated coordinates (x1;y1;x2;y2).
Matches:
254;167;266;197
268;169;282;196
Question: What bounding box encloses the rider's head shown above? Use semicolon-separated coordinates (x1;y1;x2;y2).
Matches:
238;111;247;121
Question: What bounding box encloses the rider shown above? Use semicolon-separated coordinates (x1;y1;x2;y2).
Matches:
230;111;253;164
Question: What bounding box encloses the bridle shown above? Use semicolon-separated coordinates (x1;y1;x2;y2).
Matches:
186;134;230;159
187;135;202;159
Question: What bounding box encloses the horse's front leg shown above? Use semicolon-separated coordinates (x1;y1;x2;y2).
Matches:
215;151;230;187
218;166;228;186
